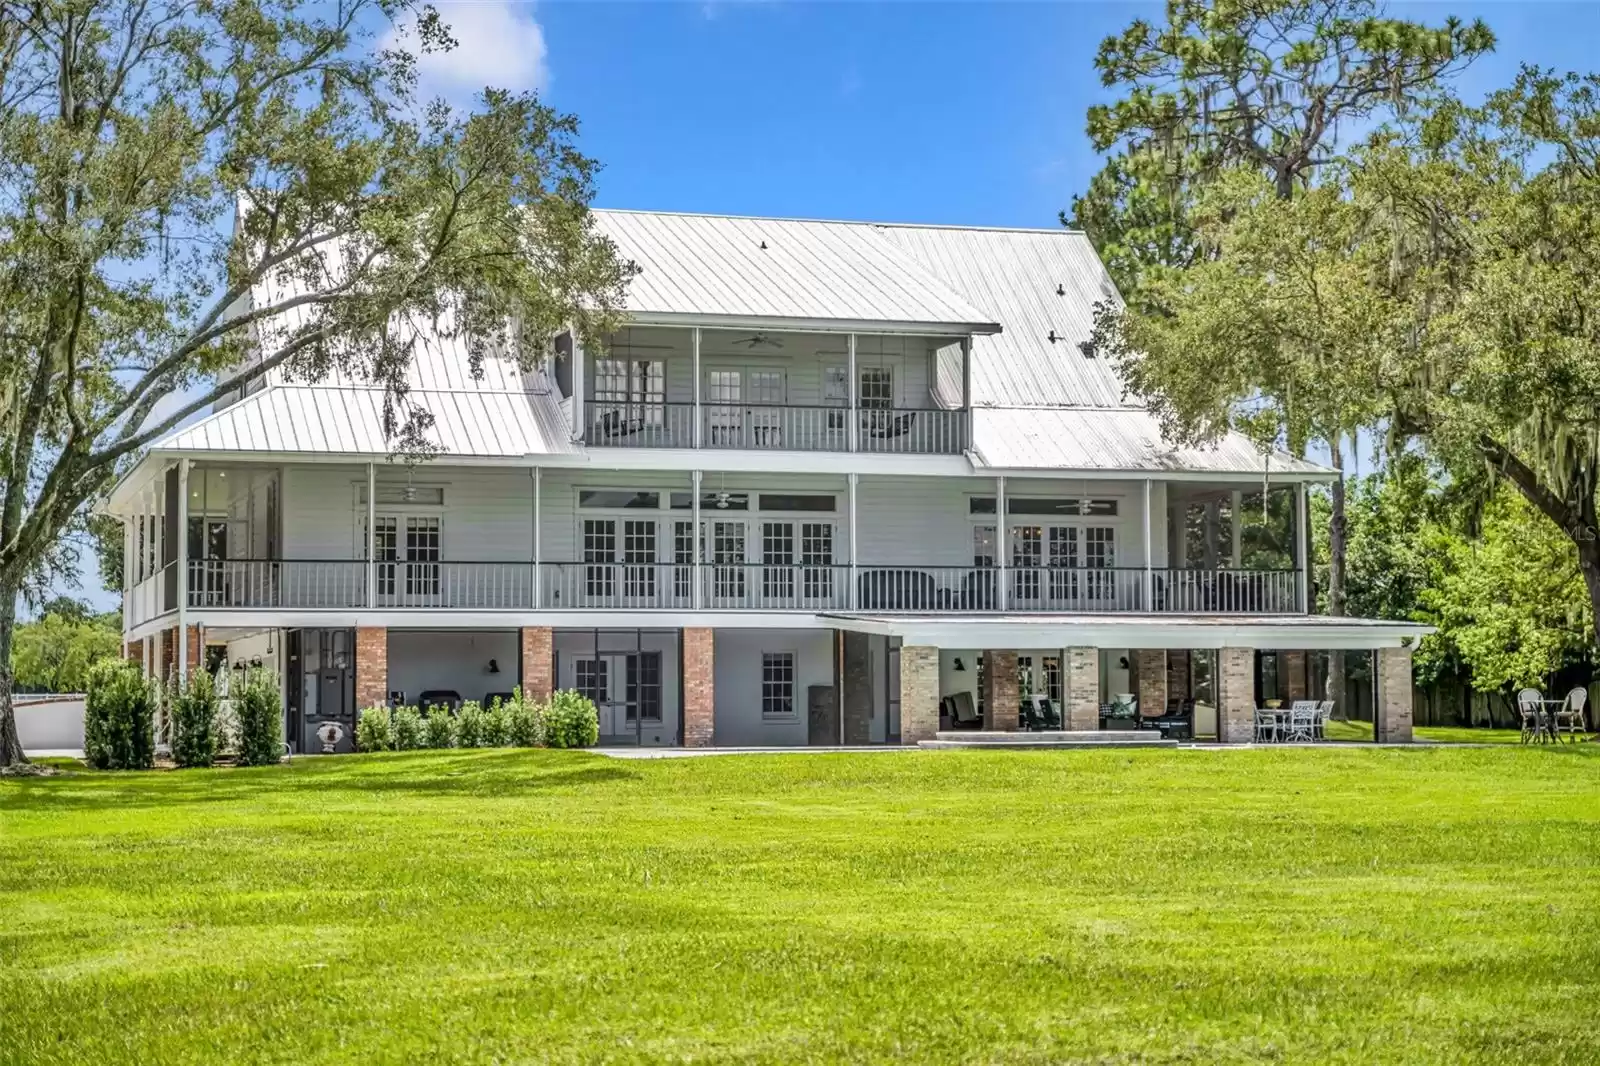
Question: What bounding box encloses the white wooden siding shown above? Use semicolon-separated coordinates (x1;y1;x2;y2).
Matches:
278;465;1169;568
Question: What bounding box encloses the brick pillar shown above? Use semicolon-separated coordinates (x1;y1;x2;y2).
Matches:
1135;649;1166;718
1284;650;1308;701
185;626;202;676
981;650;1019;731
900;645;940;744
841;632;872;744
1064;646;1099;731
355;626;388;710
682;627;714;747
1218;647;1255;743
519;627;553;703
1166;651;1190;701
159;627;176;682
1375;646;1415;744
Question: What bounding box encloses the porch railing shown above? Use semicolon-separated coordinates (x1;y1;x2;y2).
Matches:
582;400;967;455
180;560;1301;615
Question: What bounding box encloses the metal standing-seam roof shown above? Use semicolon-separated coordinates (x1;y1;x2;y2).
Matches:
969;407;1325;475
872;223;1130;408
591;209;1001;333
157;375;576;458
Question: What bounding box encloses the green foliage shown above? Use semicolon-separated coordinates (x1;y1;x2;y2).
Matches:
83;660;154;770
11;607;122;693
506;688;545;748
481;698;511;747
1417;495;1591;691
1074;0;1492;295
544;690;599;749
454;701;486;749
234;669;283;767
356;706;393;754
170;671;219;769
423;706;455;749
391;706;424;752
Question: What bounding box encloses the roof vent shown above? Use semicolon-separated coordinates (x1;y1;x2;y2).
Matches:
1078;341;1095;359
1055;283;1066;297
758;240;768;250
1047;330;1058;344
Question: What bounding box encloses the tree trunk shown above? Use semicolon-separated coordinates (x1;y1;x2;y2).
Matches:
1579;539;1600;674
0;577;28;767
1326;431;1348;719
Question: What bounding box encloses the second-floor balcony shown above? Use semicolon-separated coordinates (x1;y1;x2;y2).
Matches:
582;401;968;455
170;559;1301;616
574;326;973;456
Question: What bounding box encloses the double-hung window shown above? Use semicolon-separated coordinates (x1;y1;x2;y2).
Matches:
762;652;796;719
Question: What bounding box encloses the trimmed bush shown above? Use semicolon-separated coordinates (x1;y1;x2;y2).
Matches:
423;705;455;749
481;698;511;747
170;670;220;768
235;667;284;766
84;659;156;770
391;705;424;751
545;689;600;749
455;700;485;748
506;686;544;747
355;705;393;752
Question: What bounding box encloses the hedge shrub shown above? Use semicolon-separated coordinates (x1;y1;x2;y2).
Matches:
355;705;393;752
481;699;511;747
170;670;219;768
234;667;284;766
423;706;455;749
455;700;486;748
545;689;600;749
391;705;424;751
84;659;155;770
506;687;544;747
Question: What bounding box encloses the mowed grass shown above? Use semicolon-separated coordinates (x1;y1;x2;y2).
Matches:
1323;720;1530;744
3;747;1599;1065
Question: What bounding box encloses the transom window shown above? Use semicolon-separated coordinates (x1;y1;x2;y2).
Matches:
970;497;1119;516
762;652;796;719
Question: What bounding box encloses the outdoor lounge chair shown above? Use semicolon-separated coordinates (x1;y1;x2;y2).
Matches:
946;691;981;730
863;410;916;440
858;568;938;610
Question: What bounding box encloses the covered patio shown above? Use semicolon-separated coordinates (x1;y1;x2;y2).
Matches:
826;613;1431;745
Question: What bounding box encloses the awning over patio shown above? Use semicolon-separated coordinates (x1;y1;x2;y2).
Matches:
819;612;1432;651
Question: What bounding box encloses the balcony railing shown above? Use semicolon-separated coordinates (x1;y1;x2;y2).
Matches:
180;560;1301;615
582;401;967;455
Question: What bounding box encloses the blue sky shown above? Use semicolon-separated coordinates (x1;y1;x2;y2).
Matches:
68;1;1600;610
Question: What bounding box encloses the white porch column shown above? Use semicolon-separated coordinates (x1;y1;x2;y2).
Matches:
691;326;702;449
847;333;859;453
1143;478;1154;610
691;470;703;610
996;475;1008;611
1295;481;1310;612
365;462;376;609
1203;499;1220;569
960;337;972;450
176;459;190;682
572;335;586;444
531;467;542;608
1230;489;1243;568
847;473;859;609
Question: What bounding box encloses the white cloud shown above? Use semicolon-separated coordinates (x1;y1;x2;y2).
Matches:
385;1;549;102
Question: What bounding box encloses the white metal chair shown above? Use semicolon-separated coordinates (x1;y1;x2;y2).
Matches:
1556;686;1589;743
1314;700;1334;740
1286;700;1318;743
1253;707;1278;743
1516;688;1545;744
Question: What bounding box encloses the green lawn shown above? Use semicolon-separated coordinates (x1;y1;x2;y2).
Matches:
1323;720;1531;744
3;747;1599;1065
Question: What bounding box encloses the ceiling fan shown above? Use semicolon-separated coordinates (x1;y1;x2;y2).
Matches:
727;333;783;350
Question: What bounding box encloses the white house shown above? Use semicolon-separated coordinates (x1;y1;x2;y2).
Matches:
106;210;1426;750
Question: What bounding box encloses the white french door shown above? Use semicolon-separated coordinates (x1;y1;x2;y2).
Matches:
573;652;664;739
582;517;661;606
705;368;786;447
363;514;440;605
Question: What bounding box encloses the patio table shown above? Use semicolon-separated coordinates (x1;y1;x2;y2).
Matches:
1532;700;1566;744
